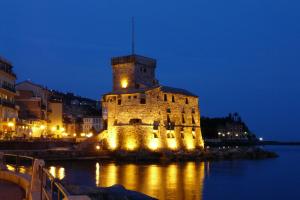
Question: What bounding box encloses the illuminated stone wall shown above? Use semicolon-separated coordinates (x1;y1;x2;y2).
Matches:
111;55;157;91
102;87;204;151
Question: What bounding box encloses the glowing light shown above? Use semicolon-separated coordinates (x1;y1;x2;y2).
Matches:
87;133;94;138
108;131;117;150
80;133;86;137
167;139;177;150
62;132;68;137
49;166;65;180
8;122;14;127
121;79;128;88
149;139;159;150
58;167;65;180
259;137;264;141
126;139;137;151
73;133;77;137
51;126;56;131
186;140;195;150
49;166;56;177
96;145;100;150
40;125;46;130
61;127;65;132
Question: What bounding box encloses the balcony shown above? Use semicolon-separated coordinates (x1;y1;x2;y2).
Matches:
0;99;16;109
1;84;16;93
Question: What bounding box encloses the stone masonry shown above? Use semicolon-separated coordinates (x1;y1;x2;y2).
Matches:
101;54;204;151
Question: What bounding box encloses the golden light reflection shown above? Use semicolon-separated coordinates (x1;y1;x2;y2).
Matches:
91;161;205;200
122;164;138;190
49;166;65;180
166;164;178;190
6;165;15;171
96;162;100;187
105;164;117;187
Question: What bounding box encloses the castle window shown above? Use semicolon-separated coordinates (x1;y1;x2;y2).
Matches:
192;127;196;139
129;118;142;124
143;68;147;73
192;108;195;114
167;115;171;123
128;96;131;99
166;108;171;113
172;95;175;103
182;108;185;113
167;132;171;138
164;94;168;101
185;98;189;104
192;115;195;124
117;99;121;105
134;95;137;99
140;98;146;104
182;114;185;124
153;121;159;130
135;84;140;89
181;132;184;139
153;132;158;138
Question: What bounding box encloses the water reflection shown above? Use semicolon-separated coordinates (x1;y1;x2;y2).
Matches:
49;166;65;180
94;162;206;200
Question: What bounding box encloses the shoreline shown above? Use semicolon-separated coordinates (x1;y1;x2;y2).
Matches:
1;147;278;163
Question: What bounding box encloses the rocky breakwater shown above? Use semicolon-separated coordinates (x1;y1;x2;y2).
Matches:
113;147;278;162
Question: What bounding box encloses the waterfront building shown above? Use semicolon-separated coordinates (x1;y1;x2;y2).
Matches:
15;90;47;137
101;55;204;151
16;81;64;137
0;57;18;137
82;116;102;134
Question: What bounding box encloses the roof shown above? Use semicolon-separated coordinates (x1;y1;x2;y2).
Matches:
160;86;198;97
104;85;198;97
111;54;156;66
16;80;48;90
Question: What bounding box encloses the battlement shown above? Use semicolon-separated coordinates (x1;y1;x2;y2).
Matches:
111;54;156;67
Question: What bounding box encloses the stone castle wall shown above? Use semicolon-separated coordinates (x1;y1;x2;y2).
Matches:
101;87;204;151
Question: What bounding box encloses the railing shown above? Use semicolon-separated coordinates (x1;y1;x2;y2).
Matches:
39;167;70;200
1;84;16;93
2;153;71;200
2;154;34;174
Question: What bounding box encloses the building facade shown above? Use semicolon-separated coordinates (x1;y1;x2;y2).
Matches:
0;57;18;137
82;117;102;134
16;81;64;137
101;55;204;151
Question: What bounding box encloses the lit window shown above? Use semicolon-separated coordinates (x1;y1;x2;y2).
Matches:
121;79;128;88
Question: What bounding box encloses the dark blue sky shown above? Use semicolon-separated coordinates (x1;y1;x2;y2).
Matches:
1;0;300;141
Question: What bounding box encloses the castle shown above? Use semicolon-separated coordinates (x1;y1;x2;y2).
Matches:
101;54;204;151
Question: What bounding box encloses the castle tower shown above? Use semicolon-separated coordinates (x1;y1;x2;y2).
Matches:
111;55;158;92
